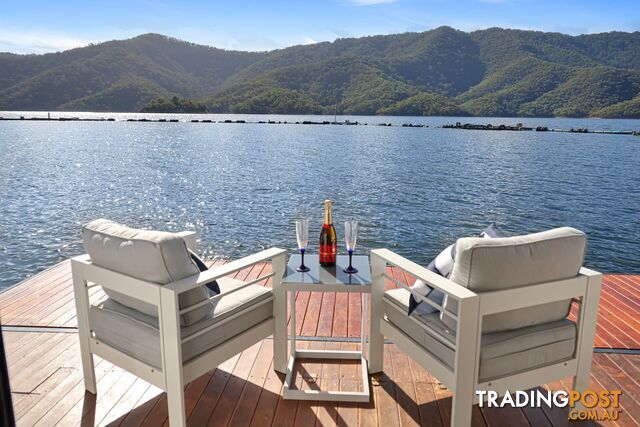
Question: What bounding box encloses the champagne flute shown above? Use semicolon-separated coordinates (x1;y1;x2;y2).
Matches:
343;219;358;274
295;219;310;272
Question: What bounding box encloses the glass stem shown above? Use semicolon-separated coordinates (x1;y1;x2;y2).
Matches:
301;248;306;268
348;250;353;269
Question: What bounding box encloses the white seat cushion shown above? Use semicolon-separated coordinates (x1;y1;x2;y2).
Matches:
443;227;586;332
82;219;211;326
89;277;272;369
384;288;576;382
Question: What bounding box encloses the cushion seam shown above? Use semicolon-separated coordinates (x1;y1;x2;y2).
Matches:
483;322;575;345
481;338;576;361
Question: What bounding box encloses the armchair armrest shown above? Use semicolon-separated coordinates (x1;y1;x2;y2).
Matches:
479;275;590;315
165;247;287;295
370;248;476;301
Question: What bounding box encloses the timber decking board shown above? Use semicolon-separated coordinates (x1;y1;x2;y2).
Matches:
1;260;640;426
1;261;639;350
5;335;639;426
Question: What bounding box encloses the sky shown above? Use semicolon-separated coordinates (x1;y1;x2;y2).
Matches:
0;0;638;54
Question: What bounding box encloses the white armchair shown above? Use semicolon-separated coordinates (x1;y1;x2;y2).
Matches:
71;219;286;427
369;227;602;427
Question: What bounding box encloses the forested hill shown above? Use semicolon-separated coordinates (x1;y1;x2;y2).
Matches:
1;28;640;117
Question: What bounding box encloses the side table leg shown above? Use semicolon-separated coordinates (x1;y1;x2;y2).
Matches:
272;256;287;374
361;292;367;359
290;291;296;357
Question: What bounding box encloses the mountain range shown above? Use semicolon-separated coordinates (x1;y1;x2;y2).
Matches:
1;27;639;117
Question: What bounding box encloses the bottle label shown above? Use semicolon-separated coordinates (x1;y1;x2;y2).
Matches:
319;244;337;265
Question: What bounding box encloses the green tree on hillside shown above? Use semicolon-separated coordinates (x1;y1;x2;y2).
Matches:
140;96;208;113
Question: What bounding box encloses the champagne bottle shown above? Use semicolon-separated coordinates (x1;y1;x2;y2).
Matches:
319;200;337;266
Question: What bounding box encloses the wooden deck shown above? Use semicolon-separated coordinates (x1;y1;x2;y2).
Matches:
1;260;639;426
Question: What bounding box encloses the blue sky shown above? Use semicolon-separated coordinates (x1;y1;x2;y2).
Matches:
0;0;638;54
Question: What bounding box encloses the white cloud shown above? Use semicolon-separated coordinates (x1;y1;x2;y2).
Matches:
0;29;90;53
302;36;317;45
349;0;398;5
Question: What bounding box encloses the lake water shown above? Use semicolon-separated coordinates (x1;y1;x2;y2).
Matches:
1;112;639;291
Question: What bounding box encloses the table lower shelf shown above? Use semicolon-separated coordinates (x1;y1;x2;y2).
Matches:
282;349;371;403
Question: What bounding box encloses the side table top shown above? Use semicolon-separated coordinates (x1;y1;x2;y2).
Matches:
283;254;371;288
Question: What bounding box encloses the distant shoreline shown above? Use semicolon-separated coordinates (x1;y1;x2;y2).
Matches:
2;113;638;136
2;111;640;120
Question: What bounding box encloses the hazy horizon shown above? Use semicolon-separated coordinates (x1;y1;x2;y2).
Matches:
1;0;638;54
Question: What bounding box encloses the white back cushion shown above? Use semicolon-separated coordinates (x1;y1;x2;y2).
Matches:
442;227;586;333
82;219;212;326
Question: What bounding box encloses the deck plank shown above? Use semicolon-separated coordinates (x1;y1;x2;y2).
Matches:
412;378;445;427
185;353;241;426
98;378;153;426
2;260;640;426
301;291;323;337
0;261;70;305
315;341;339;426
206;341;262;426
336;343;360;427
8;333;77;393
5;331;638;427
116;384;164;427
347;293;362;338
591;355;640;425
14;366;79;423
272;341;308;427
227;341;274;427
293;341;325;427
293;291;311;337
248;352;283;427
55;361;121;426
332;292;349;337
32;359;112;427
317;291;336;337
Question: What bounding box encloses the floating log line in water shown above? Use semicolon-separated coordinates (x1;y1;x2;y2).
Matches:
0;116;391;126
443;121;640;136
0;116;117;122
1;115;639;136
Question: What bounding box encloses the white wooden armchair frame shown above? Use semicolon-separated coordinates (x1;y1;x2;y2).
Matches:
71;231;286;427
369;249;602;427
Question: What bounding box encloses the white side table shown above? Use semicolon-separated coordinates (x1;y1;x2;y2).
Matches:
280;254;371;402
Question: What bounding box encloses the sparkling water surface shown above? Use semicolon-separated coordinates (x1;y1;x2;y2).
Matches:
1;112;639;290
